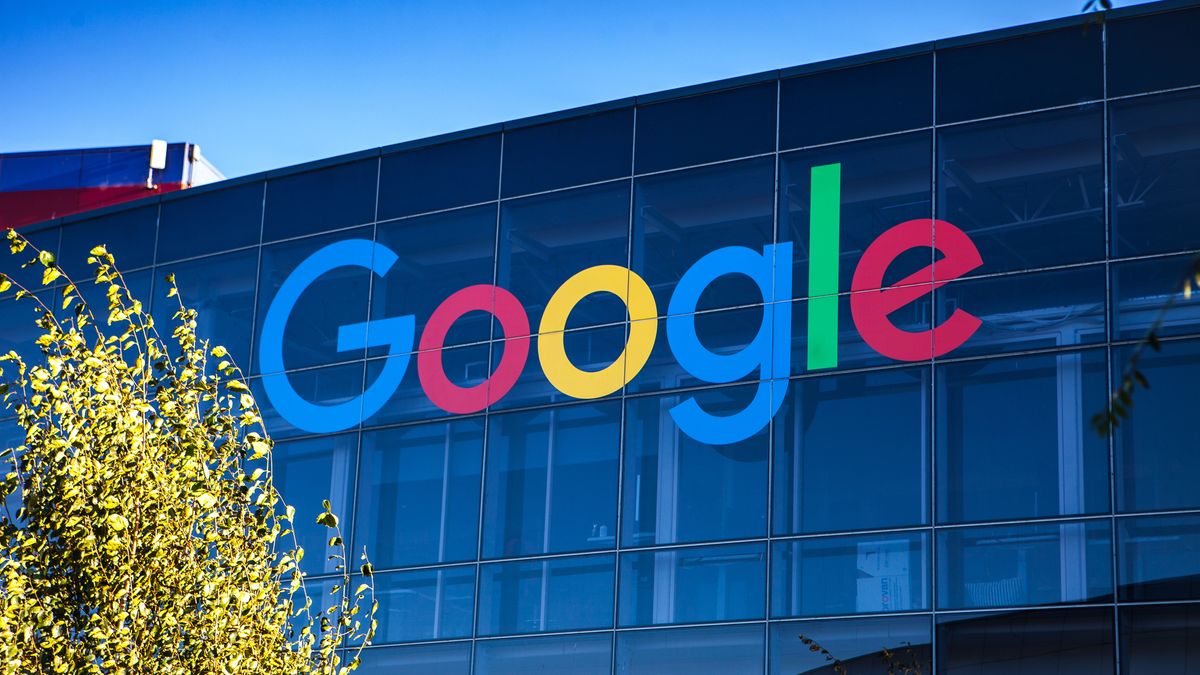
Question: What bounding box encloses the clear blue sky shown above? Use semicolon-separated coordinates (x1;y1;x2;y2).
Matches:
0;0;1153;178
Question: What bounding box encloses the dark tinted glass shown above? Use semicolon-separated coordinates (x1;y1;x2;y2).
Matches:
0;225;59;291
937;107;1105;275
489;324;627;410
502;108;633;197
374;204;497;348
619;542;766;627
1118;513;1200;602
263;159;377;242
60;269;152;333
1111;254;1200;341
483;403;620;558
629;305;770;395
623;385;768;546
632;158;775;314
774;367;929;535
369;566;475;643
781;54;932;149
475;633;613;675
779;132;933;298
937;350;1109;524
60;205;157;278
153;249;258;368
1108;7;1200;97
1111;90;1200;256
635;82;776;174
614;624;764;675
273;432;357;575
771;532;929;618
937;607;1114;674
379;134;500;220
476;554;615;636
769;616;932;675
254;226;373;373
354;419;483;568
351;642;471;675
363;343;489;427
1120;603;1200;675
936;27;1102;123
1115;338;1200;512
158;182;262;262
937;520;1112;609
935;266;1107;357
0;295;51;367
787;289;934;373
253;361;365;439
498;182;630;331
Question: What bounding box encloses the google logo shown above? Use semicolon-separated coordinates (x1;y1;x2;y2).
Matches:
260;164;984;445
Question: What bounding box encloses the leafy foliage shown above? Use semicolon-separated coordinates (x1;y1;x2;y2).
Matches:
0;230;377;674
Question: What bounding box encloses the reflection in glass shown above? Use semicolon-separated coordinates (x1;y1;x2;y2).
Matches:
774;367;928;535
619;542;765;627
273;433;357;575
936;607;1114;675
1118;513;1200;602
350;642;471;675
623;385;768;546
771;532;929;618
937;107;1105;275
367;566;475;644
769;615;931;675
1120;603;1200;675
364;343;490;427
937;350;1109;524
788;290;933;373
475;633;613;675
483;403;620;558
937;520;1112;610
492;324;627;410
1112;254;1200;341
476;554;614;636
614;624;764;675
629;306;769;395
1111;90;1200;256
355;419;483;569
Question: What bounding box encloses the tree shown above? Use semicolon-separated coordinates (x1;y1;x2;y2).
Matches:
0;230;377;674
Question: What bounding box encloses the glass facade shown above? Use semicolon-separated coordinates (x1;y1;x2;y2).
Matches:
5;5;1200;673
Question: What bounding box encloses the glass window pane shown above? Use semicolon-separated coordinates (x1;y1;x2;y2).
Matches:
368;566;475;644
491;324;627;410
623;385;769;546
619;542;765;627
0;294;55;367
263;159;377;242
1120;603;1200;675
1;225;59;291
60;205;158;279
363;343;490;427
635;82;776;174
1108;7;1200;97
502;108;633;198
937;107;1105;275
355;419;483;568
937;607;1114;674
935;266;1106;357
628;305;770;395
483;402;620;558
1112;253;1200;341
254;226;373;373
615;624;764;675
1118;513;1200;602
498;182;630;331
771;532;929;618
379;134;500;220
632;158;775;314
1115;338;1200;512
774;367;929;535
769;615;932;675
936;350;1110;524
475;633;613;675
273;432;357;575
788;289;934;373
935;27;1102;123
1111;90;1200;257
373;204;497;348
253;361;365;439
779;131;933;299
153;249;258;368
476;554;615;636
781;55;932;149
351;642;471;675
158;182;262;262
936;520;1112;610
